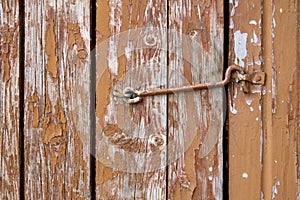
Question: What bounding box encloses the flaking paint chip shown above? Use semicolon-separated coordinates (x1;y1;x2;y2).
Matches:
242;173;248;179
280;8;283;13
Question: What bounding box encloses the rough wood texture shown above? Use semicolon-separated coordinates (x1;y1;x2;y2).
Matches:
167;0;224;199
0;1;20;199
96;1;168;199
96;0;224;199
24;1;91;199
229;0;300;199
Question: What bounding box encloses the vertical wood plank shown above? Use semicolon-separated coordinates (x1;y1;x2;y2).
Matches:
261;0;299;199
298;2;300;198
167;0;224;199
229;0;300;199
24;1;91;199
0;1;20;199
96;0;168;199
228;0;263;199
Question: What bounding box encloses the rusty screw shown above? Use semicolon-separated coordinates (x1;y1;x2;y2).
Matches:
253;74;261;82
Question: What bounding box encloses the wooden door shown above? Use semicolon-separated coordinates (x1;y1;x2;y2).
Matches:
0;0;299;200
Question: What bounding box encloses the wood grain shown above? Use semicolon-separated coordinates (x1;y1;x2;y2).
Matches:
24;1;91;199
96;0;168;199
0;0;20;199
167;0;224;199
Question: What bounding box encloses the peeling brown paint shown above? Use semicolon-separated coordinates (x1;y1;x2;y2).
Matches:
45;18;58;78
32;107;39;128
0;23;18;82
0;1;20;199
167;0;223;199
96;67;111;128
28;92;40;128
198;1;212;52
41;99;68;144
103;123;167;153
67;22;88;59
43;122;63;144
96;0;169;199
24;1;91;198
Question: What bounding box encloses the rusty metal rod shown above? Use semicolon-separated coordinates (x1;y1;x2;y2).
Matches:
113;65;244;104
138;65;243;97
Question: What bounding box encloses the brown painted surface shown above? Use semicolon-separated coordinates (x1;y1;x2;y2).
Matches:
228;0;263;199
261;0;299;199
0;1;20;199
24;1;91;199
229;0;300;199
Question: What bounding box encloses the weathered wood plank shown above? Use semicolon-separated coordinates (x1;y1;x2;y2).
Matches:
0;1;20;199
261;0;299;199
167;0;224;199
297;2;300;198
96;0;168;199
24;1;91;199
228;0;263;198
228;0;263;199
229;0;300;199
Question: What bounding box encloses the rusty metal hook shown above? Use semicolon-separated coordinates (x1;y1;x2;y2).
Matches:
114;65;265;104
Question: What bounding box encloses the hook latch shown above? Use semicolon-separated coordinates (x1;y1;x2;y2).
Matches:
113;65;266;104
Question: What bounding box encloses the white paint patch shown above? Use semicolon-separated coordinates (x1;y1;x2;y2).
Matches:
230;105;238;115
230;7;236;17
280;8;283;13
249;20;257;25
234;31;248;68
256;117;259;121
230;18;234;29
272;7;276;38
260;129;264;166
209;167;213;172
245;96;253;106
255;60;262;65
229;0;239;29
272;17;276;28
242;173;248;179
108;0;123;76
274;160;278;164
208;176;213;181
272;181;280;199
250;107;254;112
251;31;258;44
261;192;264;199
